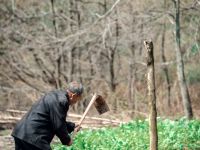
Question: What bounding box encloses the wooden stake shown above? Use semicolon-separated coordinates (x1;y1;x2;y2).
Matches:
144;40;158;150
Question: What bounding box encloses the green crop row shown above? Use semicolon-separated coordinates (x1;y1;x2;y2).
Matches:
52;118;200;150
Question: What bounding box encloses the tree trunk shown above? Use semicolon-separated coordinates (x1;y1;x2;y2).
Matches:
11;0;16;13
139;19;144;56
50;0;62;88
69;0;77;82
76;1;82;83
173;0;193;119
161;24;171;108
128;60;133;112
144;40;158;150
68;47;75;82
161;0;171;108
109;48;116;91
108;9;119;92
128;41;137;116
196;26;200;46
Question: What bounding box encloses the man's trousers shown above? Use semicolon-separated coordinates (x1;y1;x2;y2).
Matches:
14;137;43;150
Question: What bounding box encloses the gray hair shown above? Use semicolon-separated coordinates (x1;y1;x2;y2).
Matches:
68;81;84;95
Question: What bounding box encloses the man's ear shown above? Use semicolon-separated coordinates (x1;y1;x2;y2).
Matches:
68;90;75;98
71;93;76;98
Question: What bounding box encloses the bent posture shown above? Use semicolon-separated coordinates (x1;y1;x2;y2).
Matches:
12;81;83;150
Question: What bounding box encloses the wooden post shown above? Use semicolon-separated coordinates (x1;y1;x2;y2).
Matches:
144;40;158;150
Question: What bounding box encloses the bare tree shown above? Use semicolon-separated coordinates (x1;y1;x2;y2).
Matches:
128;43;137;116
173;0;193;119
11;0;16;13
50;0;62;88
128;10;138;116
161;0;171;108
1;0;200;117
68;0;77;82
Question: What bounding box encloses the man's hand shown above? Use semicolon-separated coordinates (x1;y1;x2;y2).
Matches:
74;124;82;133
67;139;73;146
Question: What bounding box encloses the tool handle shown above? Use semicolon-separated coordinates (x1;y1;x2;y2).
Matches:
78;93;97;126
71;93;98;139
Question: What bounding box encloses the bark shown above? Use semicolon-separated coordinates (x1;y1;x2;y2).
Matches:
128;59;133;111
195;25;200;56
161;24;171;108
160;0;171;108
173;0;193;119
128;12;138;115
100;0;118;92
50;0;61;88
68;47;75;82
108;10;119;92
109;48;116;91
88;49;94;77
11;0;16;13
128;42;137;116
69;0;76;82
144;40;158;150
76;1;82;83
139;19;144;56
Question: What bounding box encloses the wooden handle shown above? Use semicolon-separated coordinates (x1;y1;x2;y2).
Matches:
78;93;98;126
71;93;98;139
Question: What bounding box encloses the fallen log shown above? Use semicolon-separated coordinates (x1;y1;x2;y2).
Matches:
0;109;125;129
6;109;124;124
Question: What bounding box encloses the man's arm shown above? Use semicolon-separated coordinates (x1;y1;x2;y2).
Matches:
65;121;75;133
45;93;72;146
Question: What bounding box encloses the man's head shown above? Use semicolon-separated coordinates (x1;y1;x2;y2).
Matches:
67;81;84;105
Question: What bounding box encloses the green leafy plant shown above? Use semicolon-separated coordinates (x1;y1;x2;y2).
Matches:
52;118;200;150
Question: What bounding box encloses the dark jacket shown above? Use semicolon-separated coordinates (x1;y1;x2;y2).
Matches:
12;90;75;150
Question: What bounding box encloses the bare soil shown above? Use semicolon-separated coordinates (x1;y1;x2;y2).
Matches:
0;130;14;150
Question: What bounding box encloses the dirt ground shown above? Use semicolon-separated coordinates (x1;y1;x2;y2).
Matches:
0;130;60;150
0;130;14;150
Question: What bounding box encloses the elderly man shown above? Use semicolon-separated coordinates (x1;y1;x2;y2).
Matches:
12;81;83;150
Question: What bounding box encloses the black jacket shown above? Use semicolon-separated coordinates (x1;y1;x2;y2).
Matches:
12;90;75;150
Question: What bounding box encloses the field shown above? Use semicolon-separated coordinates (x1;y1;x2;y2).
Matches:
52;118;200;150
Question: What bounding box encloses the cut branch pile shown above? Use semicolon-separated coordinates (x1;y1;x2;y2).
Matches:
0;109;124;130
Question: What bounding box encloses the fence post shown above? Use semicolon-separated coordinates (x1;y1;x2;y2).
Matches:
144;40;158;150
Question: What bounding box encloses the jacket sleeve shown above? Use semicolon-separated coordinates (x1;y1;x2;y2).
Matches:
46;93;71;145
65;121;75;133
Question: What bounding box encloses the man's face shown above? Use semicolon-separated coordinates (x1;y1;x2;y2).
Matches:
70;93;82;105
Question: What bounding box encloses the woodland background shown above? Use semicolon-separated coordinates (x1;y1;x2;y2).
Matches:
0;0;200;121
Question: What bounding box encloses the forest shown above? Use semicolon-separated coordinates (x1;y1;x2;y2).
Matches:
0;0;200;149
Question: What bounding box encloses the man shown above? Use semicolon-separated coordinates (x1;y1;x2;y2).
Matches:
12;81;83;150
